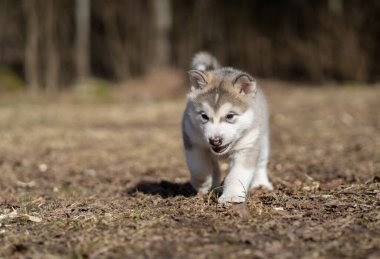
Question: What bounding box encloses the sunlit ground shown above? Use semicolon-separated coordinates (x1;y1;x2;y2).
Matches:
0;81;379;258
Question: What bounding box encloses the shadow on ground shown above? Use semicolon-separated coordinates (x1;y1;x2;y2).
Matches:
127;180;197;198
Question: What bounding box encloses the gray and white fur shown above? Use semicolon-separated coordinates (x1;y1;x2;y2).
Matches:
192;52;221;71
182;52;273;203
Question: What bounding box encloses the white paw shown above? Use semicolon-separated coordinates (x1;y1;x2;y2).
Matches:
218;194;246;204
251;180;273;190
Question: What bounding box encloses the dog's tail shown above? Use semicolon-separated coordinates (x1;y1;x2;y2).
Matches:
191;52;220;71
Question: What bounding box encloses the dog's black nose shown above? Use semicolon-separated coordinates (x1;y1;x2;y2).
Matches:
209;137;223;146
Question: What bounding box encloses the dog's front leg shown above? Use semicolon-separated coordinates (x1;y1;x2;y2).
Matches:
185;146;219;194
218;150;258;204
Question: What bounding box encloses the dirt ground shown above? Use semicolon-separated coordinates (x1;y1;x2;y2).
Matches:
0;81;379;258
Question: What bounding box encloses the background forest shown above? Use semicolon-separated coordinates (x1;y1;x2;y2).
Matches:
1;0;380;93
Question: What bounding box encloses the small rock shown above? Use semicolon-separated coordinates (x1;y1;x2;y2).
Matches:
38;164;48;172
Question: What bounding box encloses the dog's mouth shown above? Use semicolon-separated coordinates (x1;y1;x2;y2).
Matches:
211;144;230;154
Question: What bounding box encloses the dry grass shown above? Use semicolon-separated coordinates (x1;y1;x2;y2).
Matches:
0;82;379;258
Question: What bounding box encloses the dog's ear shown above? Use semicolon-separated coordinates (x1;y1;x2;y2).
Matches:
188;70;207;90
232;73;257;96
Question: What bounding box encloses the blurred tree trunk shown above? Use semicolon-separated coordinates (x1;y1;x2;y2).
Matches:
328;0;343;15
151;0;172;68
23;0;40;93
102;6;130;81
75;0;91;80
45;0;60;93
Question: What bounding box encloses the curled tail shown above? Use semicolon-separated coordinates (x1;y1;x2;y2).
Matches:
191;52;220;71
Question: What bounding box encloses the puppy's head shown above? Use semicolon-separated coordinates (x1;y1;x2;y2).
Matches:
187;69;257;155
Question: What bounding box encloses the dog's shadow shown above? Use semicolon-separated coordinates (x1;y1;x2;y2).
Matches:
127;180;197;198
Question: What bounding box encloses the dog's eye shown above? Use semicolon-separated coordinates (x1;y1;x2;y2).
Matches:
226;113;236;122
200;112;209;122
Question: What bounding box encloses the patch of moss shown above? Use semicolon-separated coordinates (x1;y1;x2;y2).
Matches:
73;78;112;100
0;67;24;92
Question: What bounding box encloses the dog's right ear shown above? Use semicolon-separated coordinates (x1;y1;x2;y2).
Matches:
232;73;257;96
188;70;207;91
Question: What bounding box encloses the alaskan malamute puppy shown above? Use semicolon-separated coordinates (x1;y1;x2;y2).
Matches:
182;52;273;204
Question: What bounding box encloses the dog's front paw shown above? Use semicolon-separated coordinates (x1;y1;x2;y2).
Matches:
218;194;246;204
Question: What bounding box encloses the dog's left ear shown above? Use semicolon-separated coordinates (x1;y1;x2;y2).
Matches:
232;73;257;96
188;70;207;91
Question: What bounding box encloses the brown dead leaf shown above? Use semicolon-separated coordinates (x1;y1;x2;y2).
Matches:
320;179;343;190
285;201;296;209
302;181;320;191
230;203;249;220
299;201;315;210
324;200;351;208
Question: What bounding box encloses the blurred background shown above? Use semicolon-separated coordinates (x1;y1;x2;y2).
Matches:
1;0;380;94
